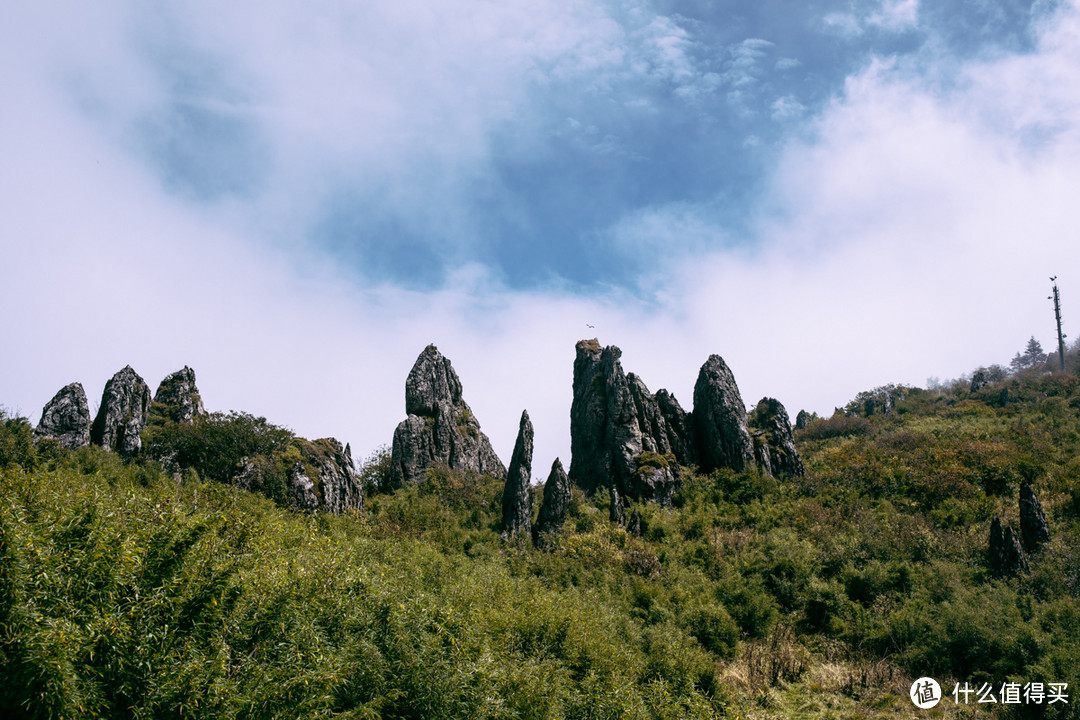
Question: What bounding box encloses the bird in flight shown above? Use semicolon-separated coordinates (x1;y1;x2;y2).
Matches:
586;324;595;329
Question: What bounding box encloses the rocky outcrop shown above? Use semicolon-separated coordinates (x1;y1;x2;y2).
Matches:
628;452;680;506
749;397;805;478
35;382;91;450
389;345;506;487
502;410;534;539
988;516;1028;578
568;340;695;501
656;389;697;465
234;437;363;513
534;458;572;541
794;410;811;431
90;366;152;457
609;485;625;526
153;366;206;423
693;355;754;474
1019;481;1051;554
303;439;364;513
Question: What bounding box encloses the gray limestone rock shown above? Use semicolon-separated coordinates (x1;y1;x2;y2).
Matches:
568;339;692;502
1019;481;1051;554
794;410;812;431
752;432;772;477
303;438;364;513
692;355;754;474
153;366;206;423
389;345;506;487
534;458;572;541
502;410;534;539
609;484;626;526
629;453;680;506
748;397;806;478
287;462;320;510
234;438;363;513
988;516;1028;578
35;382;91;450
655;389;697;466
90;366;152;457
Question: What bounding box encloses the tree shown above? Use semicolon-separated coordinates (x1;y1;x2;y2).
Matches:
1010;336;1048;371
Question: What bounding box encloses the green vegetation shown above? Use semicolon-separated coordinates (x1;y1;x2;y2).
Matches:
2;347;1080;719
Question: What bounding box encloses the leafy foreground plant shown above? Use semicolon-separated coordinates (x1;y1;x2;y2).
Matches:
0;446;728;720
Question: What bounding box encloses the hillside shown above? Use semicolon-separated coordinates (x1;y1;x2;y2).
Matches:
2;359;1080;719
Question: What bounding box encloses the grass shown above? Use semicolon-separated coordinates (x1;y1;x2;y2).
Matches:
3;359;1080;719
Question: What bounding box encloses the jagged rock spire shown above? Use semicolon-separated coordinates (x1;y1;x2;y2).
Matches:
389;345;506;487
502;410;534;539
693;355;754;474
749;397;805;478
988;516;1028;579
568;339;691;501
534;458;572;543
153;366;206;423
1019;481;1051;554
35;382;91;450
91;366;152;458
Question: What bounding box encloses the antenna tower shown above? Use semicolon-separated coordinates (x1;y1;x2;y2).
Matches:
1050;277;1066;372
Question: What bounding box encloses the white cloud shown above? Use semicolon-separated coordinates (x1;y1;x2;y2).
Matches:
825;0;919;36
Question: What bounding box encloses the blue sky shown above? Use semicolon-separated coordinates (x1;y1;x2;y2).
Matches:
4;0;1080;472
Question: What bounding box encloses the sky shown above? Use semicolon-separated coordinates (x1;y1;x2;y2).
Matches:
4;0;1080;478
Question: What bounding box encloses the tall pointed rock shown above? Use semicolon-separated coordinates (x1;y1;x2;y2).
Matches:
568;339;691;500
988;516;1028;579
502;410;534;539
692;355;754;473
534;458;572;542
153;366;206;423
389;345;506;487
748;397;805;478
91;366;152;457
1019;481;1051;554
35;382;91;450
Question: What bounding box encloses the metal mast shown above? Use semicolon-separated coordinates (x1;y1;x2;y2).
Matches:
1050;277;1066;372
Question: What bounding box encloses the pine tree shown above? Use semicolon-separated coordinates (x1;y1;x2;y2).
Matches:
1010;336;1048;371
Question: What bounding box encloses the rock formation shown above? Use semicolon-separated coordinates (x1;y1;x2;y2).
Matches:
234;437;363;513
749;397;805;478
988;516;1028;578
568;340;694;501
90;366;152;457
628;452;680;506
153;366;206;423
794;410;812;431
502;410;534;539
534;458;572;541
35;382;91;450
389;345;506;487
304;439;364;513
609;484;626;526
1019;481;1051;554
693;355;754;474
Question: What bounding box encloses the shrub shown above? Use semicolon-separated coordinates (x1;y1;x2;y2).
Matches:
142;411;294;482
0;410;36;471
799;414;873;440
